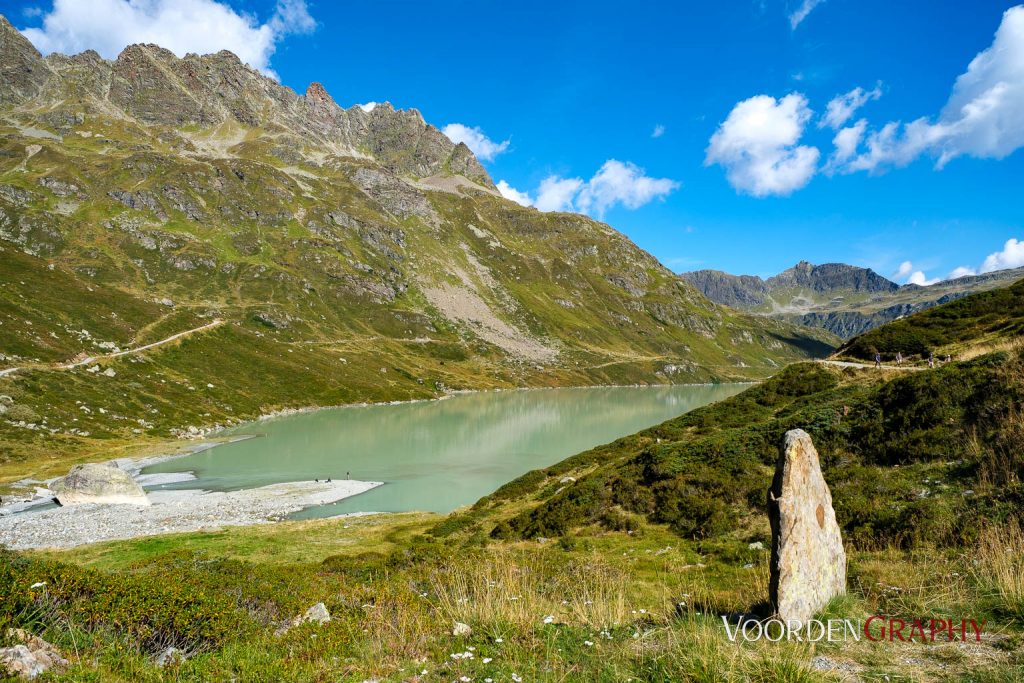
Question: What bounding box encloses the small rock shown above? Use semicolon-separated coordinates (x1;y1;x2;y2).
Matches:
1;629;68;679
748;541;764;550
298;602;331;625
102;368;116;378
452;621;472;637
155;647;186;667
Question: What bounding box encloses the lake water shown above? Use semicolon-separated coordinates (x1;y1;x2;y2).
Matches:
142;384;747;518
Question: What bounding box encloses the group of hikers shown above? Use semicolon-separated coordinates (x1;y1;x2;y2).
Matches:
873;350;953;369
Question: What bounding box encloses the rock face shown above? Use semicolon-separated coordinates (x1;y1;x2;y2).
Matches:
0;629;68;679
768;429;846;623
51;463;150;506
0;17;493;188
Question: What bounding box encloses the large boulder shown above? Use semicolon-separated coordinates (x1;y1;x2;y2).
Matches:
51;463;149;506
767;429;846;623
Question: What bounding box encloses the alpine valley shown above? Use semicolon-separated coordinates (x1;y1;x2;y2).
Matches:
0;15;833;476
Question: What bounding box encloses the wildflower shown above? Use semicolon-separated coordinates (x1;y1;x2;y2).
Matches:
543;615;554;624
584;640;594;646
421;671;428;676
512;675;522;682
29;582;46;589
495;637;504;643
483;657;493;664
460;677;471;682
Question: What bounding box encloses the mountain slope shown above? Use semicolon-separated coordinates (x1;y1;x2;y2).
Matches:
683;260;1024;339
435;279;1024;549
0;18;834;476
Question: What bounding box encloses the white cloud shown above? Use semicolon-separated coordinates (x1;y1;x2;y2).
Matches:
949;266;978;279
495;180;533;207
652;124;666;138
789;0;825;29
576;160;679;217
705;93;820;197
826;118;867;170
820;85;882;129
893;260;914;279
907;270;939;286
981;237;1024;272
441;123;510;162
19;0;315;78
496;161;678;216
534;176;584;212
357;102;378;113
839;6;1024;173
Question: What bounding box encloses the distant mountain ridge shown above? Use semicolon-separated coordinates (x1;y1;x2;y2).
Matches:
682;261;1024;339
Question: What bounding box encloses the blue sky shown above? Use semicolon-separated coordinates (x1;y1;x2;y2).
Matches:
5;0;1024;282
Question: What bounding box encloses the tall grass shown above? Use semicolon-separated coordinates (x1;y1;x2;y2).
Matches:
428;550;628;630
974;520;1024;619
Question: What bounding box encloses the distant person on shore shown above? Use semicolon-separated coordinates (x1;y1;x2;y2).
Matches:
346;471;350;480
874;352;882;369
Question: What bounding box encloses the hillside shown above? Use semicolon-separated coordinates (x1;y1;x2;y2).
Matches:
683;260;1024;339
0;16;834;477
3;279;1022;681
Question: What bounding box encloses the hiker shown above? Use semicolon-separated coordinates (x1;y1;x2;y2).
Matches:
346;471;350;480
928;351;935;369
895;351;903;366
874;352;882;369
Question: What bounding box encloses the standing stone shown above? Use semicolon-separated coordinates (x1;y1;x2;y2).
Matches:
768;429;846;623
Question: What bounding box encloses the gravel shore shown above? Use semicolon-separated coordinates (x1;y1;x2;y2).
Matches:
0;479;382;550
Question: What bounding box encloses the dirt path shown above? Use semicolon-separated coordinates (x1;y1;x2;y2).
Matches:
818;359;925;371
0;319;224;378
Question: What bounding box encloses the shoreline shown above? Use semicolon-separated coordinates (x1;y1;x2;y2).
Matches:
0;479;384;550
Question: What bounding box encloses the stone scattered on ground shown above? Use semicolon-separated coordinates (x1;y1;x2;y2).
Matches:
0;629;68;680
767;429;847;623
0;480;382;550
155;647;186;667
298;603;331;626
51;462;149;506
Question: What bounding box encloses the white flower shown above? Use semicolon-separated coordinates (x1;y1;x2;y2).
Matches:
483;657;493;663
29;582;46;589
512;675;522;682
421;671;428;676
543;615;554;624
460;677;471;682
584;640;594;646
495;638;504;643
467;647;475;651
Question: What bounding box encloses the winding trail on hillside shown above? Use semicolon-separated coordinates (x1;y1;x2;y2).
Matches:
0;319;224;378
817;359;925;372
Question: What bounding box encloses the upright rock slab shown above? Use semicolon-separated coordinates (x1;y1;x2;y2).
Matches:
768;429;846;623
51;462;149;506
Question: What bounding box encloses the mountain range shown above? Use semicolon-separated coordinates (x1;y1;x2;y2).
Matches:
0;15;833;473
682;260;1024;339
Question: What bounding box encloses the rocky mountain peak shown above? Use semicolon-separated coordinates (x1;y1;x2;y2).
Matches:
0;12;496;188
0;13;51;105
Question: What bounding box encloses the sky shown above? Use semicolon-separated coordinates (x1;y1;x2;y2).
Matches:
3;0;1024;282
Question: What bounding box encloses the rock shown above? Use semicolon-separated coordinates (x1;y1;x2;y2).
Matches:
767;429;846;624
0;629;68;679
298;602;331;625
452;621;472;637
51;462;150;506
748;541;764;550
102;367;116;377
155;647;186;667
